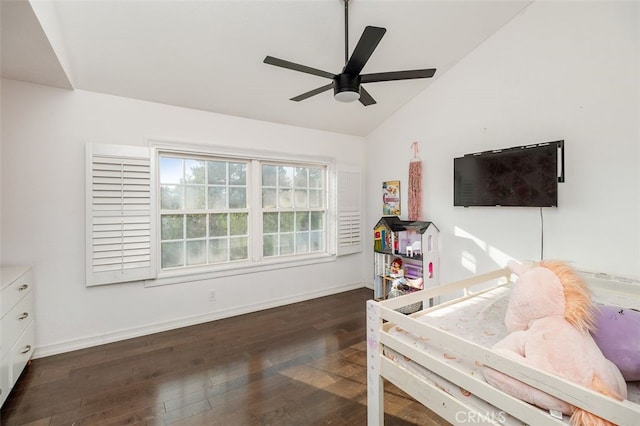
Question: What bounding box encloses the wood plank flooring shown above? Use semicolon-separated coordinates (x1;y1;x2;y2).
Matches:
0;288;450;426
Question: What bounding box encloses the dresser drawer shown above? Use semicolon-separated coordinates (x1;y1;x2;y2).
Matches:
1;290;34;358
0;353;9;407
0;265;34;408
1;269;33;318
10;322;34;385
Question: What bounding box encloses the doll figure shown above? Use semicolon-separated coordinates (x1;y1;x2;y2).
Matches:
388;257;423;294
389;258;403;276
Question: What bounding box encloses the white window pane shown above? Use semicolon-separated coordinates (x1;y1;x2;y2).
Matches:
310;212;324;231
186;214;206;238
161;185;184;210
187;240;206;265
296;232;309;253
280;233;294;255
208;161;227;184
162;241;184;268
186;186;206;209
294;189;308;208
262;165;277;187
309;169;323;188
229;163;247;185
161;215;184;240
262;188;276;208
263;234;277;257
278;166;294;187
263;212;278;233
209;213;228;237
185;160;205;184
229;213;248;235
160;157;183;184
278;188;292;208
280;212;294;232
310;231;323;252
294;167;308;187
209;238;228;263
296;212;309;231
229;187;246;209
309;189;322;208
230;237;248;261
208;187;227;209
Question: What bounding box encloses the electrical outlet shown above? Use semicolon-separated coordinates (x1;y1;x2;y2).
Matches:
208;290;216;302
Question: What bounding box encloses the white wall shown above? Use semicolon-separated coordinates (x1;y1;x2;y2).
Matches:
0;80;366;356
365;1;639;285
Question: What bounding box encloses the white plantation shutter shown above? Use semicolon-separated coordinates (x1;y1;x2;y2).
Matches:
336;168;362;256
86;144;156;286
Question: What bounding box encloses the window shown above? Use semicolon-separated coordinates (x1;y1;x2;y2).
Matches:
159;155;250;269
86;142;359;287
261;164;326;257
156;150;329;274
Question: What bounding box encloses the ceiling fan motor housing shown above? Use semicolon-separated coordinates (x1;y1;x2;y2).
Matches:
333;73;361;102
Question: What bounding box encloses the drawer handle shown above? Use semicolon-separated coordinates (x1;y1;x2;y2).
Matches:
18;312;29;320
18;284;29;291
21;345;32;355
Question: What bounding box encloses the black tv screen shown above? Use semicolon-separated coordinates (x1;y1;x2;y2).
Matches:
454;141;563;207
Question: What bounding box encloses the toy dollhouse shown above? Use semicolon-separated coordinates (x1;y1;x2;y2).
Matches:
373;216;439;301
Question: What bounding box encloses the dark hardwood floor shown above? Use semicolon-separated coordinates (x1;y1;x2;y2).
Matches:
1;288;449;426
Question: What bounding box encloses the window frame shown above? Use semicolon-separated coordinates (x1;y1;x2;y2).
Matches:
158;153;252;269
260;161;328;258
145;139;337;287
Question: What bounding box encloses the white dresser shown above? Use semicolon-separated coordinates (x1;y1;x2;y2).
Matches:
1;265;35;407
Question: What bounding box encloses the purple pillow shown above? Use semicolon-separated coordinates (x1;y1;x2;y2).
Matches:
591;305;640;381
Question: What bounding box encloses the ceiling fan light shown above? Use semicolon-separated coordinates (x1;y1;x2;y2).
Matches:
334;90;360;103
333;73;361;103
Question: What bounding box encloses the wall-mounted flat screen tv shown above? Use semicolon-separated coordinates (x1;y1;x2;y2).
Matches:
454;141;564;207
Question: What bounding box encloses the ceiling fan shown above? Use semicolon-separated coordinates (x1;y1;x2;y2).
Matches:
263;0;436;106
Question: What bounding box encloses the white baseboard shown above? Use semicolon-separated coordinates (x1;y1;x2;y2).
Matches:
34;282;367;359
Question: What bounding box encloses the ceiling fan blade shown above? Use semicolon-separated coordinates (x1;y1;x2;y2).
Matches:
359;87;376;106
264;56;335;79
342;26;386;76
361;68;437;83
290;83;334;102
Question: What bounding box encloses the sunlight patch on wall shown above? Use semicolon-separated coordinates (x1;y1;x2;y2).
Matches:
455;226;512;272
488;245;511;270
461;251;476;274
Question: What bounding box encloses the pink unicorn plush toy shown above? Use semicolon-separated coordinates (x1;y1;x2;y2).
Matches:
483;260;627;426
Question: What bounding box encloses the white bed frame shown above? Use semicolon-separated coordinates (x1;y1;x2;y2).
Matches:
366;268;640;425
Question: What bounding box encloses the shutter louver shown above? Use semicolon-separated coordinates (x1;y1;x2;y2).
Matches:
336;169;362;256
86;144;156;286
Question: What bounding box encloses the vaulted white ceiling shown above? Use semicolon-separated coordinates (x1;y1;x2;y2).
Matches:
1;0;533;136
